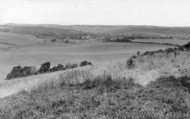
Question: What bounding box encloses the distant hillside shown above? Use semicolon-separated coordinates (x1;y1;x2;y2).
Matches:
1;24;190;39
24;24;190;37
0;25;92;40
58;25;190;39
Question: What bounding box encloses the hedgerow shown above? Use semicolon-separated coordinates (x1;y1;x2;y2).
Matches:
6;60;92;80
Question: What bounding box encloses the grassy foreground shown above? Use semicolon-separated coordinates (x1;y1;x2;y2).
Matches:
1;46;190;118
1;75;190;119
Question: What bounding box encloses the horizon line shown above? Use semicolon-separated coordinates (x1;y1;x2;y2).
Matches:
1;23;190;28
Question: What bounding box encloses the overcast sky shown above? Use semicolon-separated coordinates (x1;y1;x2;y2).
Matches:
0;0;189;26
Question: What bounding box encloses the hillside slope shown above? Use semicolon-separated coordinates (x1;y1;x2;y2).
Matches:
1;43;190;118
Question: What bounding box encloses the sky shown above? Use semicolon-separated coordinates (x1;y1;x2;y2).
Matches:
0;0;190;26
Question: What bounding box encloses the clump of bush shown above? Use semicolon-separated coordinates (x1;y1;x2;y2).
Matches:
179;41;190;51
50;64;64;72
65;63;78;69
6;61;92;80
80;60;92;67
127;56;135;69
6;66;37;80
38;62;51;74
148;76;190;91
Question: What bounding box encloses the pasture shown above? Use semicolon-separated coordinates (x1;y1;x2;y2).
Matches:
0;32;46;46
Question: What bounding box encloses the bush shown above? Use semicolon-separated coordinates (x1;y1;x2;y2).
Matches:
127;58;135;69
82;75;113;90
6;66;22;79
80;60;92;67
50;64;65;72
51;39;56;42
5;61;84;80
22;66;37;77
183;42;190;50
148;76;190;91
38;62;51;74
65;63;78;69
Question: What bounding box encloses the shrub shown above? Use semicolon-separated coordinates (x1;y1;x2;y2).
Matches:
65;63;78;69
50;64;65;72
51;39;56;42
6;65;23;79
82;75;113;90
21;66;37;77
80;60;92;67
165;48;175;53
183;42;190;50
38;62;51;74
148;76;190;91
179;76;190;90
5;61;82;80
127;58;135;69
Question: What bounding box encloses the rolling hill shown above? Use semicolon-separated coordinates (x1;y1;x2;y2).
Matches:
1;24;190;39
1;42;190;118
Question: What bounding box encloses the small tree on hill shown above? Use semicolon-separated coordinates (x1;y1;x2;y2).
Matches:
50;64;65;72
6;66;37;80
80;60;92;67
127;58;135;69
65;63;78;69
38;62;51;73
6;66;23;79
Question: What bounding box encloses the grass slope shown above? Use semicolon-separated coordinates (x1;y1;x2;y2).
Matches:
1;44;190;118
0;42;172;82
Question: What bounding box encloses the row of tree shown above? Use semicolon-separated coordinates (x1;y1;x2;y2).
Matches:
6;60;92;80
104;34;174;42
126;42;190;69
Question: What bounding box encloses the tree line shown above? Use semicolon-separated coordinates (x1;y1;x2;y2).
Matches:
6;60;92;80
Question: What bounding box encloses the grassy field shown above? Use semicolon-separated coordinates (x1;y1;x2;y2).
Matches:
0;41;174;82
2;47;190;98
1;28;189;118
1;44;190;118
0;32;46;46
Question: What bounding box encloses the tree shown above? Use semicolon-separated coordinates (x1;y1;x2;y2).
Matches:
6;66;37;80
6;66;23;79
80;60;92;67
50;64;64;72
38;62;51;73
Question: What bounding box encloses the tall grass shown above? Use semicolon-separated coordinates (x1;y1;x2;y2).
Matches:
0;66;93;98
